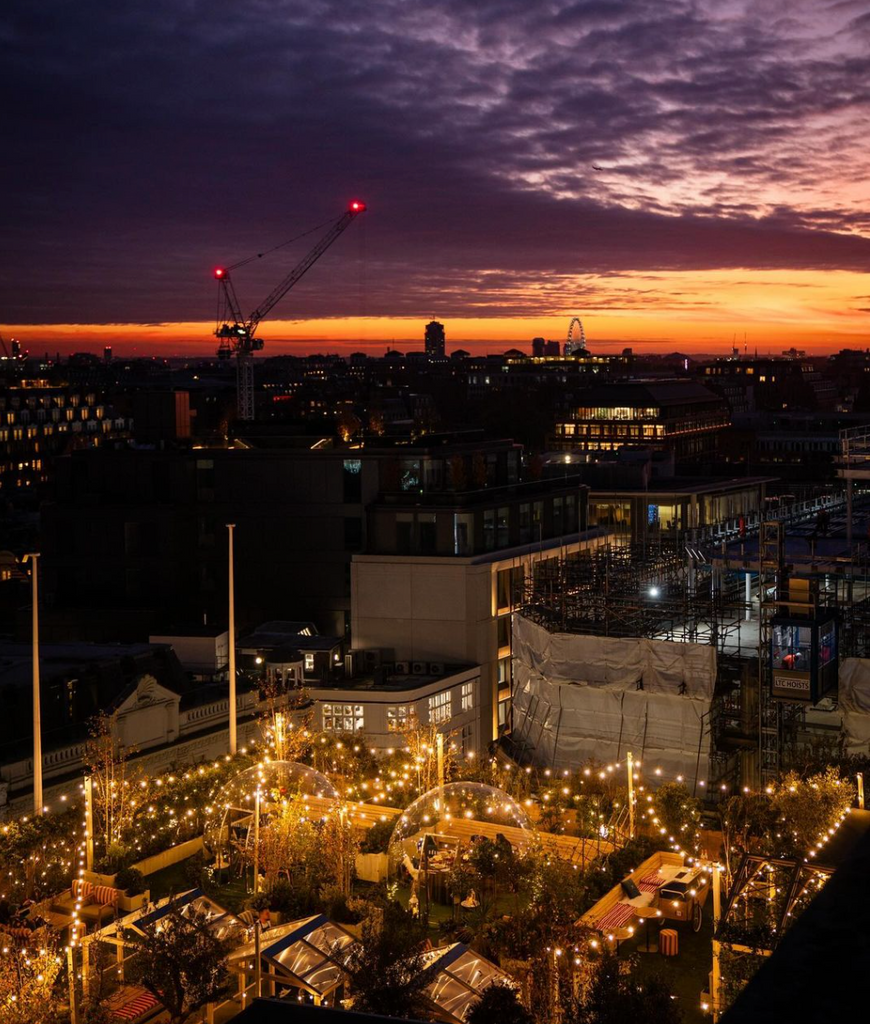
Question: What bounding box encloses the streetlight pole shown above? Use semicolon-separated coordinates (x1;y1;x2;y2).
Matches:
626;751;635;840
227;524;237;756
26;553;43;816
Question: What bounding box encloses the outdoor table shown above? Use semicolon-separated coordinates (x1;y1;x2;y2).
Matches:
634;905;661;953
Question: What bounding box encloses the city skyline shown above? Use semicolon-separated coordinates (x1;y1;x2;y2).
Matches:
3;0;870;355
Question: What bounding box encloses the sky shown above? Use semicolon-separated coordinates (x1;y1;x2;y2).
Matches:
3;0;870;357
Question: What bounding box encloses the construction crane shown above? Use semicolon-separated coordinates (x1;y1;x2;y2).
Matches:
214;200;366;421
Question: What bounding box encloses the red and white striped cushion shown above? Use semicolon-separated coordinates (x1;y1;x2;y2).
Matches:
72;878;95;901
597;903;636;932
110;989;159;1020
93;884;119;907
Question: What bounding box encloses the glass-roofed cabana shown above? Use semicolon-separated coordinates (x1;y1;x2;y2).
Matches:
81;888;251;1014
420;942;517;1023
229;913;357;1008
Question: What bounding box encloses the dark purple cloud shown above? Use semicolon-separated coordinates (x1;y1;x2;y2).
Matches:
2;0;869;324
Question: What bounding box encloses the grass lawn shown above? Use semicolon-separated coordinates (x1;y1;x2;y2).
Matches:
619;914;712;1024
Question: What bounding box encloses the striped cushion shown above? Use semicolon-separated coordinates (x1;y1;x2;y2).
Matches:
638;872;665;894
72;878;95;901
597;903;636;933
110;989;159;1020
93;884;119;907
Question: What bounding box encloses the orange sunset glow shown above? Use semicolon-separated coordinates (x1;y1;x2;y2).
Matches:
8;269;869;357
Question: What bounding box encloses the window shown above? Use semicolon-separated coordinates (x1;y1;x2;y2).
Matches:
343;459;362;502
565;494;577;532
429;690;451;725
419;512;437;554
400;459;421;491
396;513;413;554
483;509;495;552
519;503;531;544
497;616;510;650
304;653;315;672
532;501;543;537
498;656;511;686
496;568;511;611
323;703;364;732
460;682;473;712
553;496;563;536
454;512;474;555
460;722;474;755
196;458;215;501
387;705;409;731
496;506;509;548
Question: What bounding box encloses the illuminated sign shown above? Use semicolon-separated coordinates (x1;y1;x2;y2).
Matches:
772;671;811;701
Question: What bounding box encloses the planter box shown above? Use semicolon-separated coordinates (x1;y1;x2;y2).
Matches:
356;852;389;883
118;891;150;913
133;837;204;877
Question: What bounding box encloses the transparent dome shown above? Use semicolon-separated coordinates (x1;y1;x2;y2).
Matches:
388;782;533;875
203;760;339;859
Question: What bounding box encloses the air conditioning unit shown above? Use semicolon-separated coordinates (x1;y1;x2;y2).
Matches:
395;661;410;674
357;649;381;672
412;661;428;675
428;662;445;675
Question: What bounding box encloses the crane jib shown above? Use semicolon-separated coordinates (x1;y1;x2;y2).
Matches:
212;201;366;421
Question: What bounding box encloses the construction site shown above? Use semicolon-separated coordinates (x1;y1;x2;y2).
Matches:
507;445;870;795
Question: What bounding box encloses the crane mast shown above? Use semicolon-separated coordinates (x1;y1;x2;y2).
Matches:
215;200;366;421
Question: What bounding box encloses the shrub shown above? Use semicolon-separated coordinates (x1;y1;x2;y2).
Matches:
266;878;319;919
115;866;145;896
359;818;394;855
246;892;271;913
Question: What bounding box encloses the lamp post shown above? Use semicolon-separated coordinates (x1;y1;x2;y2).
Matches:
25;552;43;815
626;751;635;840
227;524;237;756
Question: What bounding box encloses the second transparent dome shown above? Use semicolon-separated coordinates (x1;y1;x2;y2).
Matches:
388;781;532;870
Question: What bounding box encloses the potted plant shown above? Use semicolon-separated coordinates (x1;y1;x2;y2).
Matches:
115;866;149;912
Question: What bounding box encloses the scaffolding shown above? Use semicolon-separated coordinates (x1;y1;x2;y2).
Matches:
516;541;745;655
512;531;870;792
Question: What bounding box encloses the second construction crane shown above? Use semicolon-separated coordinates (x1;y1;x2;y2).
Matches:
215;200;366;421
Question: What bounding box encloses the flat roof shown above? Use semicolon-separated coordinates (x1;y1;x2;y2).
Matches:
0;641;161;689
589;476;775;497
313;663;477;694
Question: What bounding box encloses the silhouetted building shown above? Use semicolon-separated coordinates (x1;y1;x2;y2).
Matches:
131;390;192;444
424;320;446;358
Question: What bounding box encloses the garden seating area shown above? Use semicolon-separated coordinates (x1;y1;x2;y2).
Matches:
577;851;686;941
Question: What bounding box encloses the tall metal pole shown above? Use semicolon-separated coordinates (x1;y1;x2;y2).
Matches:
26;553;43;815
626;751;635;840
227;524;238;756
84;776;95;872
253;787;261;894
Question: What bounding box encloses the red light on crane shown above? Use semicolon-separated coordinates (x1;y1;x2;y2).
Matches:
214;268;226;279
349;201;366;212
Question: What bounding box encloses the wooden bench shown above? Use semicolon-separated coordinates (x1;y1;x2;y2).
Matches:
576;851;685;942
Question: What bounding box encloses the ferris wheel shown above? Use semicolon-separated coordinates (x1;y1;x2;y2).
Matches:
566;317;587;354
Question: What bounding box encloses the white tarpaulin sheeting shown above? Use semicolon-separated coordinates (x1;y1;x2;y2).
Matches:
838;658;870;752
512;615;713;785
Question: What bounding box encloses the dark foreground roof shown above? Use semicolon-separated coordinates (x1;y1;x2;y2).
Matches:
723;809;870;1022
234;998;428;1024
